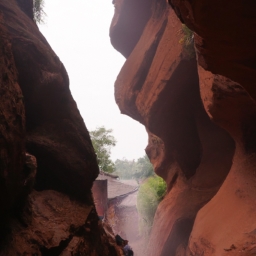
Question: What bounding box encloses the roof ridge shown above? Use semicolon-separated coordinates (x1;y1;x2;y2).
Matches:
99;170;119;179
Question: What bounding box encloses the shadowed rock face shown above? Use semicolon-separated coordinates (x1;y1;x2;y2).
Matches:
1;190;121;256
110;0;153;58
0;0;99;201
0;0;120;254
109;0;256;255
0;0;120;256
0;12;26;220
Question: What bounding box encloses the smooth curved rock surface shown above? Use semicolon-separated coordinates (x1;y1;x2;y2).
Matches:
0;11;26;221
1;0;99;201
110;0;256;255
110;0;153;58
0;1;117;254
168;0;256;255
168;0;256;101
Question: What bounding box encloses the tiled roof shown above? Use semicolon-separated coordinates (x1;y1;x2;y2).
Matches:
98;170;119;179
107;179;138;199
96;173;138;199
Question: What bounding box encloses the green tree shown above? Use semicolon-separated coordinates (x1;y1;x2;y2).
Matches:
90;126;116;173
135;155;154;179
115;155;154;180
115;158;135;179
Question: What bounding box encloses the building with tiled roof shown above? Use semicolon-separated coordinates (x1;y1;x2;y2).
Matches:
92;171;140;247
96;171;138;200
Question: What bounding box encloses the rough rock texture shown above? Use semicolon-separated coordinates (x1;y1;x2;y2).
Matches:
1;0;99;200
168;1;256;255
0;190;120;256
0;0;118;254
0;11;26;223
110;0;255;255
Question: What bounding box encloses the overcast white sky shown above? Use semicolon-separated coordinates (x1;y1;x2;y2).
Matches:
38;0;148;161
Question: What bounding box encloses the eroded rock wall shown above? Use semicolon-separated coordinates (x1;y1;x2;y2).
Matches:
110;0;153;58
0;0;119;255
1;190;121;256
110;0;256;255
168;1;256;255
0;11;26;222
0;0;99;201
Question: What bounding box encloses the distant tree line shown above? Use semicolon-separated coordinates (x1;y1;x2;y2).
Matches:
114;155;154;181
89;126;154;178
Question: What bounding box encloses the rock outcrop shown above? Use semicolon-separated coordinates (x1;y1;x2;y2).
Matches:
0;0;119;254
110;0;256;255
0;12;26;223
110;0;153;58
3;0;98;201
0;0;98;205
1;190;120;256
168;1;256;255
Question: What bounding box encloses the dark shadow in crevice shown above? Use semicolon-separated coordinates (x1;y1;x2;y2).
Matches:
148;58;201;179
160;218;194;256
40;236;72;256
167;172;178;192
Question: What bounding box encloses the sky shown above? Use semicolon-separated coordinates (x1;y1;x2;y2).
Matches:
38;0;148;161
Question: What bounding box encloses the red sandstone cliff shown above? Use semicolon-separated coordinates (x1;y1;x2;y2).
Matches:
0;0;120;255
110;0;256;255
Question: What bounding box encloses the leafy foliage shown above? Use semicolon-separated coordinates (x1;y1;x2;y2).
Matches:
179;24;195;59
33;0;45;24
114;155;154;180
137;175;167;235
90;126;116;173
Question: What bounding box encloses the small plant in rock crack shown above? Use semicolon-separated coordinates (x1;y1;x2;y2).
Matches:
179;24;195;59
33;0;46;24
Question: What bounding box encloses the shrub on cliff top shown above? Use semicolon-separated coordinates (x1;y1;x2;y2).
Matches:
33;0;45;24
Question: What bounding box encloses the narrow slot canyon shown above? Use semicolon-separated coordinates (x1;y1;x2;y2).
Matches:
0;0;256;255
